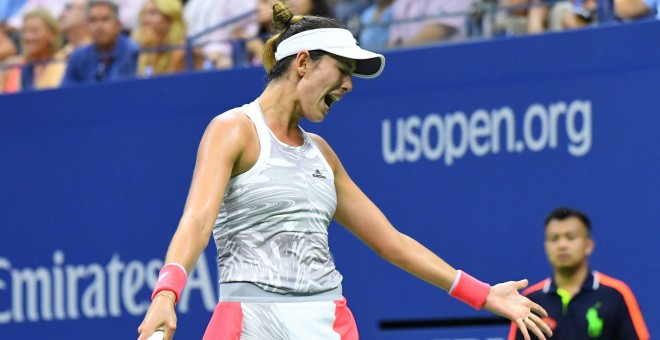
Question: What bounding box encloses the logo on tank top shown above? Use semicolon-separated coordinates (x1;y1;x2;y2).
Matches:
312;169;326;179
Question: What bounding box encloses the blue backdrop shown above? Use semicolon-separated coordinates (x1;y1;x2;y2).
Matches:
1;21;658;339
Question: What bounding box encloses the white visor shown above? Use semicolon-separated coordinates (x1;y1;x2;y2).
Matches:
274;28;385;79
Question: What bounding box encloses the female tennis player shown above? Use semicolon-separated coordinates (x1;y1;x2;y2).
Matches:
137;2;553;339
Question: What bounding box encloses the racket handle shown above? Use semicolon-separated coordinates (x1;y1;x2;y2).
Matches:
146;330;165;340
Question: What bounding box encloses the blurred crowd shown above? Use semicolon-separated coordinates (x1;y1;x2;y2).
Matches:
0;0;658;94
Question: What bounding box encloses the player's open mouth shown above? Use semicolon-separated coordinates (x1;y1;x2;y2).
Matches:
323;93;342;109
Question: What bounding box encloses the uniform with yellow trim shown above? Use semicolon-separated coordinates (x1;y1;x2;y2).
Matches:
508;271;649;340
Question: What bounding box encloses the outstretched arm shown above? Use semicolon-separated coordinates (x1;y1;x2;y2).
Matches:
311;134;552;340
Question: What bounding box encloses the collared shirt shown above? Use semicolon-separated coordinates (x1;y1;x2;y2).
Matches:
508;271;649;340
61;35;139;86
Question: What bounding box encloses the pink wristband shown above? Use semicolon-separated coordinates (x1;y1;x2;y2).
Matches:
448;270;490;310
151;263;188;303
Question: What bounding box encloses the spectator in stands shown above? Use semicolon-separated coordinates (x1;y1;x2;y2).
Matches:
0;8;64;93
526;0;572;33
5;0;66;31
244;0;277;66
183;0;258;70
56;0;92;60
561;0;599;29
332;0;371;35
61;0;139;86
111;0;148;33
358;0;394;50
508;207;650;340
132;0;186;77
0;24;18;61
387;0;473;47
288;0;334;17
492;0;533;36
615;0;660;19
496;0;593;35
255;0;277;35
0;1;24;61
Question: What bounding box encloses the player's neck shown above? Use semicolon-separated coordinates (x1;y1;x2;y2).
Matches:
258;87;305;144
553;262;589;296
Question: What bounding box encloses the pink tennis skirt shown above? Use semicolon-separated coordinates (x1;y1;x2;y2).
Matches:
202;297;358;339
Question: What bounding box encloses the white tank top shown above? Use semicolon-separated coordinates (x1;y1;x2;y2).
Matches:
213;100;342;296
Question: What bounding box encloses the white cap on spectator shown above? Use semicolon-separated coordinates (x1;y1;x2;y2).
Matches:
274;28;385;79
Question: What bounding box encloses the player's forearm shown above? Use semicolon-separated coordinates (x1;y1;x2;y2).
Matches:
385;233;457;291
164;214;213;273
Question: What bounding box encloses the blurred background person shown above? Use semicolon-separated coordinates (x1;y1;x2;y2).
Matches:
561;0;599;29
388;0;474;48
0;24;18;62
244;0;276;66
616;0;660;19
0;30;19;93
358;0;394;50
56;0;91;60
112;0;148;34
492;0;534;36
288;0;334;17
132;0;186;77
6;0;66;31
183;0;258;70
495;0;584;35
508;207;650;339
1;1;25;66
527;0;572;33
1;8;64;93
332;0;372;35
61;0;139;85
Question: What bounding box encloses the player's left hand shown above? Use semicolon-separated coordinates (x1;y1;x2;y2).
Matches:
483;279;552;340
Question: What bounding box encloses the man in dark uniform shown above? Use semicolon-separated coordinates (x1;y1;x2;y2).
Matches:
508;207;649;340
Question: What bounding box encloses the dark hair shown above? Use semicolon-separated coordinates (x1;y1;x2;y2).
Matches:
87;0;120;19
544;207;591;234
262;1;344;81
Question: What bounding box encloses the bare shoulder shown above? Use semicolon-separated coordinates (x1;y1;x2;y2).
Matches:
203;108;255;142
204;108;259;175
198;108;255;156
209;107;253;131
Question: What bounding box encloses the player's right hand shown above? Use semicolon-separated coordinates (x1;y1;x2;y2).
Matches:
137;292;178;340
